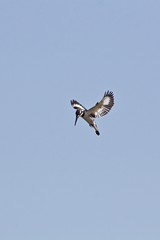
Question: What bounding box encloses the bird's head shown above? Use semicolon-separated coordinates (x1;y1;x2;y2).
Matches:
74;109;84;126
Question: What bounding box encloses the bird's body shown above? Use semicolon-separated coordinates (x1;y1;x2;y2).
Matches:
71;91;114;136
78;110;100;135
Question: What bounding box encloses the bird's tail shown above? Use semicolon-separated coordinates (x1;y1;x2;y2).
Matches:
95;130;100;136
89;121;100;136
93;122;100;136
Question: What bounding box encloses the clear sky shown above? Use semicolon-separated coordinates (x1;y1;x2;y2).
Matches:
0;0;160;239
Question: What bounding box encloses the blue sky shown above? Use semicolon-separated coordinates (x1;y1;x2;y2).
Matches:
0;0;160;239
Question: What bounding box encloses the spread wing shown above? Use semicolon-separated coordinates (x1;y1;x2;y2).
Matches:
70;100;86;111
87;91;114;118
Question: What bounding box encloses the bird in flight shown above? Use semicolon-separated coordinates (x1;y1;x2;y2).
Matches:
70;91;114;136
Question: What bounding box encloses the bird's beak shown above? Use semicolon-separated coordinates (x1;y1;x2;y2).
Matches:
74;115;79;126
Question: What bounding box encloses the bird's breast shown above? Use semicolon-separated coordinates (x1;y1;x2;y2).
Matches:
82;112;94;125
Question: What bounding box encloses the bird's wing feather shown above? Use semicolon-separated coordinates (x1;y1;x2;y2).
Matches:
87;91;114;118
70;100;86;111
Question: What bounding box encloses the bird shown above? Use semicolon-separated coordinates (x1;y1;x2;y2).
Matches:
70;91;114;136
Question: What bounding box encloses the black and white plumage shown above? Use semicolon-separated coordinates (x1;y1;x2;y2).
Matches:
70;91;114;136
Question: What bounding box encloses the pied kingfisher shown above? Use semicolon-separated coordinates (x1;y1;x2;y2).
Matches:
71;91;114;136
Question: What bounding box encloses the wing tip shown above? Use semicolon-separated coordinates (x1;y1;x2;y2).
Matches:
104;90;114;98
103;90;114;108
70;99;86;110
104;90;114;97
70;99;74;106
